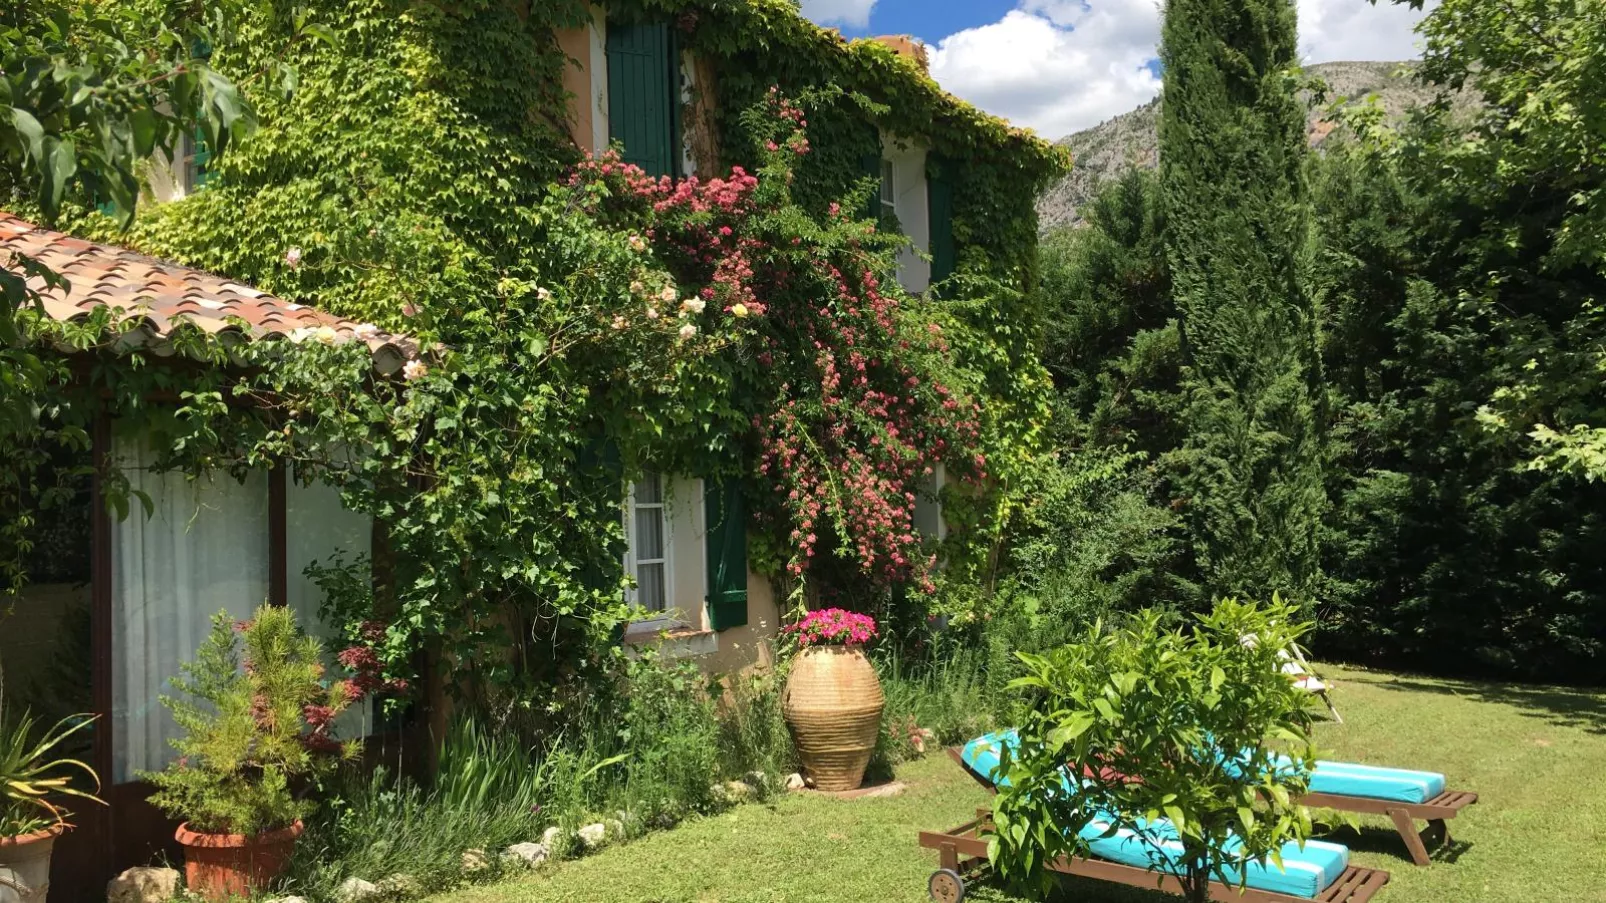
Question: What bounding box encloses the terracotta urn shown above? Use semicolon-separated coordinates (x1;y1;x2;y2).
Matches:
782;644;885;790
0;826;62;903
175;820;303;901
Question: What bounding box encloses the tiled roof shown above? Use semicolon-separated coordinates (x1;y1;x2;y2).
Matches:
1;212;418;374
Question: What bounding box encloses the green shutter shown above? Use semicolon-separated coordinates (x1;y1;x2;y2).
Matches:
188;128;213;189
704;478;748;631
928;160;956;282
860;136;882;220
607;21;679;179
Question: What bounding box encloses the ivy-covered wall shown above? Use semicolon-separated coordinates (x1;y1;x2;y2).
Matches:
20;0;1066;699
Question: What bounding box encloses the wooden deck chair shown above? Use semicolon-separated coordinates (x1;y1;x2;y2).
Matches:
955;735;1477;868
922;750;1390;903
1301;783;1478;867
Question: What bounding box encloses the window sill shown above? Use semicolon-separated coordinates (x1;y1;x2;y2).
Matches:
621;622;719;659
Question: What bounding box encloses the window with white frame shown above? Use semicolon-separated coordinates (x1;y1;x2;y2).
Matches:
626;471;670;614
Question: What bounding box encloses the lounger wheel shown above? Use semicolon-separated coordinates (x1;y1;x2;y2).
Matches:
928;868;966;903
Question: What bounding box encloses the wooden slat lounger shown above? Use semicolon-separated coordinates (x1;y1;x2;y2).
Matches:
918;806;1391;903
931;749;1389;903
1302;788;1478;867
949;747;1477;867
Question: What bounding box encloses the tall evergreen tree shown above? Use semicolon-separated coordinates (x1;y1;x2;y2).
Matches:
1159;0;1325;600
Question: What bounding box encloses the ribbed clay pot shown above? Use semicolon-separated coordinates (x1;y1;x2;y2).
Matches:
0;825;61;903
175;820;303;901
783;644;885;791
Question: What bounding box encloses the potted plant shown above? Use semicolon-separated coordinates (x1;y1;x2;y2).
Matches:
143;604;375;901
1;663;102;903
780;608;883;791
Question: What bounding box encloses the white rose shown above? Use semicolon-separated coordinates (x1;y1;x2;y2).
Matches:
678;323;697;340
658;286;677;303
680;298;706;315
403;359;428;381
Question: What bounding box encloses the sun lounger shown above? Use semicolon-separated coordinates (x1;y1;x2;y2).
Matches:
962;730;1476;867
1301;761;1477;866
919;737;1390;903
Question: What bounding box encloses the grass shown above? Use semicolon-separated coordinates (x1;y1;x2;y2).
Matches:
423;665;1606;903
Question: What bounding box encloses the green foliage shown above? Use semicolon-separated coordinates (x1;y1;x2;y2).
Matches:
285;658;795;901
285;719;549;899
1160;0;1326;603
0;660;100;837
0;0;1063;710
995;447;1192;637
988;599;1318;903
1040;168;1181;457
144;605;360;836
873;646;995;774
1311;138;1606;679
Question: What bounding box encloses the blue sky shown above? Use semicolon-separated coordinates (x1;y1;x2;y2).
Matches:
798;0;1432;138
832;0;1017;41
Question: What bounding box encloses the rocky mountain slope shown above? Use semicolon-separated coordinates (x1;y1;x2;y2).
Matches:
1037;61;1449;231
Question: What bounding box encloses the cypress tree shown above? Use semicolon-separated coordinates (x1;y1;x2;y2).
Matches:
1159;0;1325;601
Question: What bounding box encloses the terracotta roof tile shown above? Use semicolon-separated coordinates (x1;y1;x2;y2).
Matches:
2;211;418;374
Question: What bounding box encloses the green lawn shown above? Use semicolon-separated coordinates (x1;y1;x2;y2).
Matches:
428;666;1606;903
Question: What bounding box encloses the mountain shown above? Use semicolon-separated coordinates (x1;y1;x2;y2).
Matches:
1036;60;1453;231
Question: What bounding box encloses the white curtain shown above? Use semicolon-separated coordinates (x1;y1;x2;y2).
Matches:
111;434;269;782
286;477;373;737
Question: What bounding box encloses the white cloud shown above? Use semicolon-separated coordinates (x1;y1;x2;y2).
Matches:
1298;0;1430;63
929;0;1164;140
924;0;1432;139
800;0;877;30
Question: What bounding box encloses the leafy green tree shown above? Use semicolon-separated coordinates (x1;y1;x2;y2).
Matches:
1302;0;1606;679
989;598;1319;903
1040;168;1183;458
1159;0;1326;602
1396;0;1606;482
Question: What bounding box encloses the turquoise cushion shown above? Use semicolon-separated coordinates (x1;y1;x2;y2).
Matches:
1309;760;1446;804
961;731;1350;899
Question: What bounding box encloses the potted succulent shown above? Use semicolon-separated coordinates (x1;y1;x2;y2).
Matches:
780;608;884;791
143;604;383;901
1;664;102;903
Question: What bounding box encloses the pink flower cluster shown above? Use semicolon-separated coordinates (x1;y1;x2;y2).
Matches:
562;88;990;598
785;608;877;647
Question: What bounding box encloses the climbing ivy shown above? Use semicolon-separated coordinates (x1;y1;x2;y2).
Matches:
9;0;1063;704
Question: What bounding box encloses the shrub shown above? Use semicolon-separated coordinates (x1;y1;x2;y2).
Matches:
990;598;1319;903
284;718;548;899
0;689;100;837
143;605;364;837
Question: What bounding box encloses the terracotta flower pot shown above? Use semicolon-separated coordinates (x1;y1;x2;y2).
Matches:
175;820;303;901
782;644;885;791
0;825;62;903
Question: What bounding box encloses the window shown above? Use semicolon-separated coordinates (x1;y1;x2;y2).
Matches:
626;471;670;613
911;462;947;541
880;158;897;221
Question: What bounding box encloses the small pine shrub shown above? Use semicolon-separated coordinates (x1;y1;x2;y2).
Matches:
143;605;360;837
